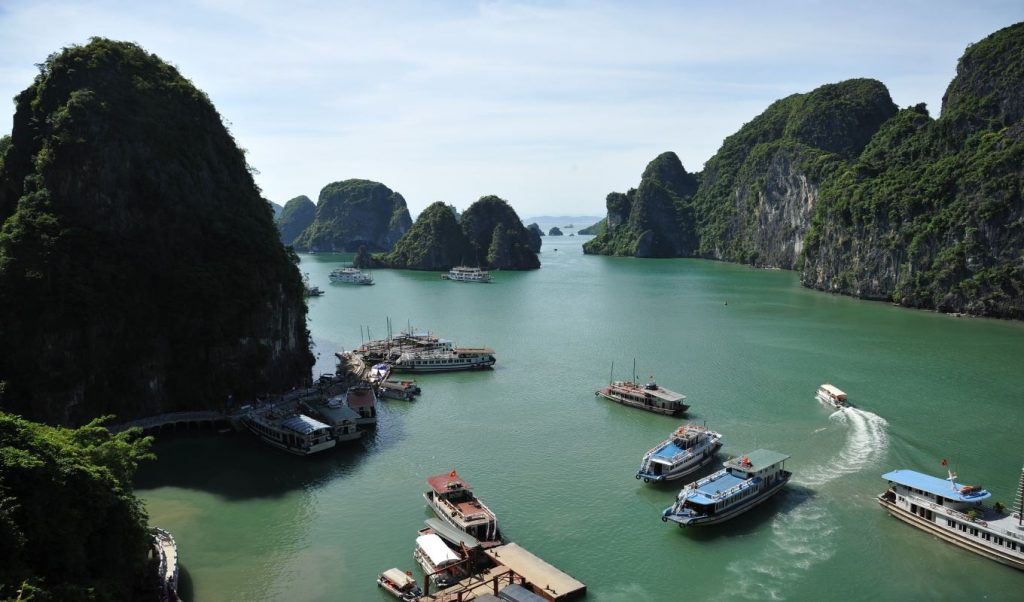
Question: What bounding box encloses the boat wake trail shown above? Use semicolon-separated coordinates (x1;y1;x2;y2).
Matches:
799;407;888;487
723;495;837;600
722;407;888;599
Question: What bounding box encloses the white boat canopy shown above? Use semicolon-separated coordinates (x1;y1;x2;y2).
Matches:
819;384;846;398
415;533;461;567
281;414;330;435
381;568;415;588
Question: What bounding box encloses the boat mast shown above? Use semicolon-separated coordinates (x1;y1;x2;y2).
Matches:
609;361;614;386
1016;464;1024;526
632;358;637;384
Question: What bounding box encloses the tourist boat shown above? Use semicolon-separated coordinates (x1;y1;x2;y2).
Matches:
595;374;689;416
376;568;423;601
344;381;378;426
636;424;723;482
662;450;792;527
816;383;849;408
878;466;1024;571
241;409;336;456
378;379;420;400
423;471;501;545
413;533;466;589
392;348;496;373
442;266;492;283
300;396;363;443
329;266;374;285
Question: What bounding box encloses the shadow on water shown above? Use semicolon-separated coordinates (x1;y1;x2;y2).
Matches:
134;430;371;500
672;483;816;542
176;565;195;602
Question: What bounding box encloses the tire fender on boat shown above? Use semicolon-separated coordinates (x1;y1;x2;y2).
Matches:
635;474;641;480
661;516;668;522
644;478;650;483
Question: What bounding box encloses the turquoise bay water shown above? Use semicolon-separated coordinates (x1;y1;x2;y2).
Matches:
137;234;1024;601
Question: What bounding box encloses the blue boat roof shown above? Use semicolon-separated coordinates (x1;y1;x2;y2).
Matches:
882;469;991;502
652;440;687;462
689;472;748;505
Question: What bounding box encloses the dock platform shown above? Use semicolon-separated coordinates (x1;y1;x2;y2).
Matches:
484;543;585;601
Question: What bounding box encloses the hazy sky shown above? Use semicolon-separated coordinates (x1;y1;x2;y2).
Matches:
1;1;1022;218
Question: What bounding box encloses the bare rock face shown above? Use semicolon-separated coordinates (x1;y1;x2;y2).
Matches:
0;39;313;424
292;179;412;252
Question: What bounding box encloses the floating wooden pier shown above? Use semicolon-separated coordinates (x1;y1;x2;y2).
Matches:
484;543;585;601
108;411;232;435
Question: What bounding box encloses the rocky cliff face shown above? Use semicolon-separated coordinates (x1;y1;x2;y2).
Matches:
373;201;474;269
801;23;1024;318
460;196;541;270
276;194;316;245
0;39;312;424
525;222;543;252
292;179;411;252
583;152;699;257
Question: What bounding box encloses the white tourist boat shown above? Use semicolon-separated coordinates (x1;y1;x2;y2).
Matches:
878;466;1024;571
301;396;363;442
816;383;849;408
344;381;378;426
241;410;336;456
442;266;491;283
662;450;791;526
423;471;501;545
636;424;723;482
376;568;423;601
413;533;466;589
393;348;496;373
329;266;374;285
596;374;689;415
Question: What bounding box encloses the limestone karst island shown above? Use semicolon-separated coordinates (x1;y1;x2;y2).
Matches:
0;5;1022;602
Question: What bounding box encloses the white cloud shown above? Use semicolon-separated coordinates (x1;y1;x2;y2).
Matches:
1;1;1022;216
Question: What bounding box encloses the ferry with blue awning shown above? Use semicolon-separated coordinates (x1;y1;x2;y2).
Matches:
662;449;791;527
878;466;1024;571
636;424;723;482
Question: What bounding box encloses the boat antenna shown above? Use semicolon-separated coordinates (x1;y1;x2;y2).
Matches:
360;325;364;345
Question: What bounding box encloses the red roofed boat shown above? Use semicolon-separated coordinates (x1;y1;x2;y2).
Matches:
423;471;501;546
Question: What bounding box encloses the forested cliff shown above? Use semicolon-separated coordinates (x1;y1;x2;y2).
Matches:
0;39;313;424
585;23;1024;318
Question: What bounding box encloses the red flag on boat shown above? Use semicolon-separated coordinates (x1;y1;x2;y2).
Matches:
941;459;948;466
449;470;457;478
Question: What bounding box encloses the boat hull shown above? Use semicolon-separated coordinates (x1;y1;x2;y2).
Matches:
663;472;790;526
878;497;1024;571
815;392;849;409
393;358;495;373
247;428;336;456
596;391;688;415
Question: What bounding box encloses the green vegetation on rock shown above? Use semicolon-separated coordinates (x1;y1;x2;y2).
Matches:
0;412;154;600
0;38;312;424
460;196;540;270
525;222;543;253
373;201;473;270
548;226;563;236
276;194;316;245
578;219;605;235
292;179;411;252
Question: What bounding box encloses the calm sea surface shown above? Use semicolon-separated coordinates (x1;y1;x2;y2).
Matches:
136;230;1024;601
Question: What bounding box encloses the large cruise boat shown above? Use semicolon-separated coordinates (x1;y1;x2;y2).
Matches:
636;424;723;482
241;410;336;456
596;376;689;415
393;348;496;373
662;450;791;527
878;466;1024;571
329;266;374;285
816;383;849;408
423;471;502;545
442;266;491;283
